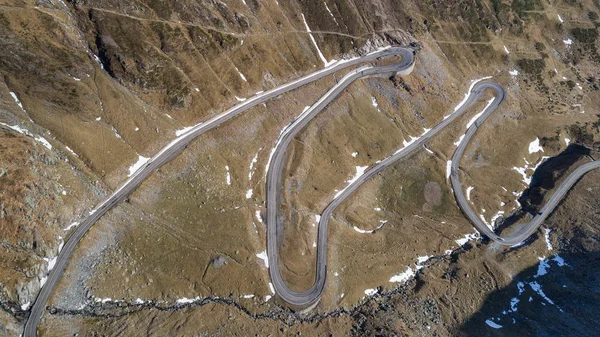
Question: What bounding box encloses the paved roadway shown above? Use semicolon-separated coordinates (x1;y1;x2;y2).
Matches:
265;48;415;306
450;84;600;246
266;78;599;307
23;46;413;337
23;44;599;335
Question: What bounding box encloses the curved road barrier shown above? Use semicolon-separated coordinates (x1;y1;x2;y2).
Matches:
23;46;414;337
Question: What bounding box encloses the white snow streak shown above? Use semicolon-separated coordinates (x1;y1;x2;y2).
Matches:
256;251;269;268
234;66;248;82
334;166;368;199
466;186;474;201
301;13;336;67
128;155;150;177
485;319;503;329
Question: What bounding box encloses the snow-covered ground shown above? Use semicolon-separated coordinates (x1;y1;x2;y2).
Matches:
334;166;368;199
256;250;269;268
0;122;53;150
301;13;336;67
128;155;150;177
528;137;544;154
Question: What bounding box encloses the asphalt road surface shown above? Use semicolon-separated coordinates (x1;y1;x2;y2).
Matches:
265;48;415;306
450;84;600;246
23;44;599;335
266;78;599;307
23;46;413;337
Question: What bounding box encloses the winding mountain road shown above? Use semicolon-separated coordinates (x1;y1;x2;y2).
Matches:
22;42;599;336
23;46;413;337
266;76;599;307
450;84;600;245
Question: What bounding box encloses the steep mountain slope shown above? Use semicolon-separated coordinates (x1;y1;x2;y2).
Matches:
1;0;599;335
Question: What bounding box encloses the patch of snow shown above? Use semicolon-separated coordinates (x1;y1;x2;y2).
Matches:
553;255;566;266
135;127;139;132
249;152;259;180
557;14;563;23
93;54;104;69
389;266;414;283
446;160;452;179
509;69;519;76
512;166;530;185
21;301;31;310
246;189;253;199
503;45;510;54
65;146;78;157
44;256;57;272
234;66;248;82
528;137;544;154
485;319;503;329
9;92;26;112
111;127;122;139
64;221;79;231
265;295;272;302
268;282;275;294
0;123;52;150
35;136;52;150
235;96;246;102
489;211;504;228
128;155;150;177
226;166;231;185
256;251;269;268
455;232;480;246
535;257;550;278
334;166;368;199
374;207;381;211
351;151;358;157
544;228;553;251
301;13;336;67
364;288;377;296
323;1;339;26
466;186;474;201
176;297;199;305
255;210;263;223
73;77;81;81
242;294;255;299
176;125;195;136
529;281;554;305
563;38;572;45
564;138;571;146
415;255;431;270
454;134;465;147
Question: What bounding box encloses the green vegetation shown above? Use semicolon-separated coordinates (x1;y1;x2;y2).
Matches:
511;0;541;20
516;58;546;88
